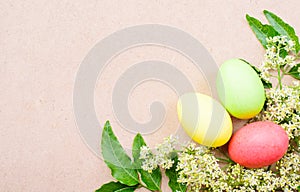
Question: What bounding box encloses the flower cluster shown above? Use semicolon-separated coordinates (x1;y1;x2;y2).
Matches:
253;83;300;139
253;35;300;142
176;143;230;191
223;164;278;192
276;152;300;190
139;135;177;172
260;36;296;82
176;143;300;191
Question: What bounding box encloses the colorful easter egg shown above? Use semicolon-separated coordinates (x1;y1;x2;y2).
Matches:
177;93;233;147
228;121;289;168
216;58;266;119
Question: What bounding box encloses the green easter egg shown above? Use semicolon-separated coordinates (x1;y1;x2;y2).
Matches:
216;59;265;119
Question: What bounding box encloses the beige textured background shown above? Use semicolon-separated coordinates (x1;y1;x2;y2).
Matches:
1;1;300;191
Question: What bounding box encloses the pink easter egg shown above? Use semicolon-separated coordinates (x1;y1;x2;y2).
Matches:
228;121;289;168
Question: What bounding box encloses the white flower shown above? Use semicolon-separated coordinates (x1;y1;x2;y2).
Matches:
176;143;230;191
259;35;296;84
139;135;178;173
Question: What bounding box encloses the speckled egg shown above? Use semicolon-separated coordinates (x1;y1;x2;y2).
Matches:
216;58;266;119
177;93;233;147
228;121;289;168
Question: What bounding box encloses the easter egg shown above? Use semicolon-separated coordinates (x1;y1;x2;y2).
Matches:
228;121;289;168
216;58;266;119
177;93;233;147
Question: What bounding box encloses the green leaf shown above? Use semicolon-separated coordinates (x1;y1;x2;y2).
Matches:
279;48;288;58
239;59;272;88
246;14;279;49
264;10;300;53
95;181;138;192
287;63;300;80
132;133;162;191
101;121;139;186
165;157;187;192
132;133;146;165
139;168;161;191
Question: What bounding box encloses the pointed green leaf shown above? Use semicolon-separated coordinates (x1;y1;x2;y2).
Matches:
132;133;162;191
261;78;273;89
139;168;161;191
287;63;300;80
165;157;187;192
264;10;300;53
95;181;138;192
132;133;146;165
239;59;272;88
246;14;279;49
101;121;139;186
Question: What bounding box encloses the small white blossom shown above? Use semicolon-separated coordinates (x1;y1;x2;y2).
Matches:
176;143;230;191
139;135;178;173
276;153;300;190
260;36;296;82
254;85;300;139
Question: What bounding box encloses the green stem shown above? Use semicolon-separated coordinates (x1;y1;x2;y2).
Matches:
275;44;285;90
217;157;234;164
277;65;282;89
216;148;235;164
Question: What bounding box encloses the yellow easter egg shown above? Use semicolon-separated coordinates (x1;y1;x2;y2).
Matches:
177;93;232;147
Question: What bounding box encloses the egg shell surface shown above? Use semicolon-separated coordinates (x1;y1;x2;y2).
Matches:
216;59;265;119
228;121;289;168
177;92;232;147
